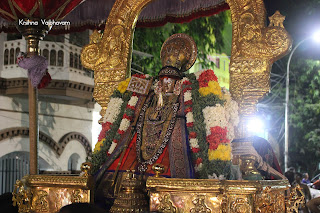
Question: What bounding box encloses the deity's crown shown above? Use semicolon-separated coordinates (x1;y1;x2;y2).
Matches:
159;33;197;78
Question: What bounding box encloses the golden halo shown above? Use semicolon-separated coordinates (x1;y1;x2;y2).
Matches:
160;33;197;72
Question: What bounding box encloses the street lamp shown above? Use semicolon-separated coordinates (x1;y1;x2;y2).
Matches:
284;32;320;172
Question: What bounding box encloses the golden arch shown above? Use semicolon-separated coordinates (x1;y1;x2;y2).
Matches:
81;0;291;138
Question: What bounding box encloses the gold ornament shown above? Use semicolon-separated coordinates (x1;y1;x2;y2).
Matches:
226;0;292;138
12;164;94;213
81;0;154;119
147;177;290;212
160;33;197;72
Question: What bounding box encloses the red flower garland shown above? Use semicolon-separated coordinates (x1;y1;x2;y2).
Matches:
98;122;112;141
196;157;203;165
206;126;229;150
189;132;197;138
198;69;218;88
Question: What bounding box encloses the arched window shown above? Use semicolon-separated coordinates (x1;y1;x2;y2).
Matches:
15;48;20;64
70;52;73;67
9;48;14;64
43;49;49;60
58;50;64;66
50;50;56;66
68;153;81;171
74;53;78;69
4;49;9;65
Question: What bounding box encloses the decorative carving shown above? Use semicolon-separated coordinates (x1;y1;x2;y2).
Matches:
71;190;82;203
190;195;211;213
255;186;286;213
110;171;149;212
147;177;290;212
226;0;292;138
81;0;154;119
89;30;103;44
268;11;285;28
219;190;228;213
127;76;152;95
12;180;33;213
34;190;49;212
13;173;93;213
81;162;92;177
80;0;292;136
229;197;252;213
285;185;305;213
158;193;177;213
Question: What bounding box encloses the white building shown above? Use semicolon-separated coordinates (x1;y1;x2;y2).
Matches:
0;31;99;194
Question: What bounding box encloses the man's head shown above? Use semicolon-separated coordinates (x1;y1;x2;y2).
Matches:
288;167;295;173
303;173;309;179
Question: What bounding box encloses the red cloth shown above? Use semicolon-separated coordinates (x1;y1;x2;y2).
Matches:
107;133;171;176
0;0;83;21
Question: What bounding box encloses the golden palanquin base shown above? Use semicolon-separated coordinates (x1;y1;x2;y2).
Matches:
13;174;94;213
147;177;290;213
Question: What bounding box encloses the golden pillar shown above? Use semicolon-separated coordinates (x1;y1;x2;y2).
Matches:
81;0;155;122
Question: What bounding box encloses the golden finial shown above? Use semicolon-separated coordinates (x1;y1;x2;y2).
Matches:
152;164;165;177
268;11;286;28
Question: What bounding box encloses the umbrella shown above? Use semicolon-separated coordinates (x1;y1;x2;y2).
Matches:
0;0;228;34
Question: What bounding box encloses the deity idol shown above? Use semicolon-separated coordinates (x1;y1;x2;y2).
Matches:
92;34;240;200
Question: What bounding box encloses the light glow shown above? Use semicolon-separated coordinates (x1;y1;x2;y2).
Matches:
312;31;320;43
247;117;265;133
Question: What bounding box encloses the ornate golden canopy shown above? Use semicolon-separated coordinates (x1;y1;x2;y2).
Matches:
81;0;291;139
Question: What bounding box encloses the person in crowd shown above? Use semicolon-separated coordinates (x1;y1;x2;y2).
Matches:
285;167;296;186
302;173;311;185
295;172;312;213
307;197;320;213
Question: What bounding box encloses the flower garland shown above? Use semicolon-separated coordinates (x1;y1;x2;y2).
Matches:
197;69;222;98
107;93;138;155
95;97;124;151
183;69;239;179
91;74;150;173
181;77;203;172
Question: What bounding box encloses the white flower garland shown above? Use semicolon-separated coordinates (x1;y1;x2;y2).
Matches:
202;105;228;136
103;97;123;123
186;112;194;123
119;118;131;132
181;77;201;160
107;94;139;155
223;91;239;141
194;163;203;172
128;95;139;107
184;90;192;102
181;77;190;84
108;141;117;154
190;138;200;149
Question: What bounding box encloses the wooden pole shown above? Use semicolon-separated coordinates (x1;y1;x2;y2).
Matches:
16;19;51;175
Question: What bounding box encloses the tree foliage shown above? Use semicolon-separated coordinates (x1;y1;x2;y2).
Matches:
289;59;320;175
259;0;320;176
132;11;229;76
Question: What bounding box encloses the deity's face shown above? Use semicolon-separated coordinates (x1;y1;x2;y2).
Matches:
160;76;177;93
